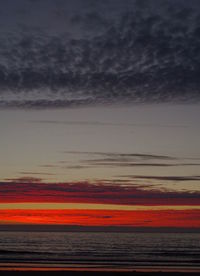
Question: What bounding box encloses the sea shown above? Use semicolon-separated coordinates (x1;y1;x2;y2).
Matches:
0;231;200;270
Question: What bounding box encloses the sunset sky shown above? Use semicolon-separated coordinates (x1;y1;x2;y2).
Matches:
0;0;200;229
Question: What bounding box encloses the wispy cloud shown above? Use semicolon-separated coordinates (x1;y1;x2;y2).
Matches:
62;150;200;169
64;150;176;160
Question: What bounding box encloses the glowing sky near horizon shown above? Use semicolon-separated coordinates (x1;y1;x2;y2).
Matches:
0;105;200;227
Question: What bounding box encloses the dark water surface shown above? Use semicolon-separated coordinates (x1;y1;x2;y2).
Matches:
0;232;200;268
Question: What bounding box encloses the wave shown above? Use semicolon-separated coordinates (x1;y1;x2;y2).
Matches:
0;232;200;268
1;248;200;259
0;249;54;256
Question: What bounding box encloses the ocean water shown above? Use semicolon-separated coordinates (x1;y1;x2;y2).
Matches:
0;232;200;268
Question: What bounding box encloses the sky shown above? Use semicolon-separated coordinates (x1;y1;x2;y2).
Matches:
0;0;200;229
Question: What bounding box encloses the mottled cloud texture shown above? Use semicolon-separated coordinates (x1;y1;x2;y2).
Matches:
0;0;200;108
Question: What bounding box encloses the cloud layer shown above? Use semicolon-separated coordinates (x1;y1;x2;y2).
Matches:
1;179;200;206
0;0;200;108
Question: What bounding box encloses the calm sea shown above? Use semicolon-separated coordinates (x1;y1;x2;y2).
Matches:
0;232;200;269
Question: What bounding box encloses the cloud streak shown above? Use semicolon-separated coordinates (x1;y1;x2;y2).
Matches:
64;151;175;159
62;151;200;169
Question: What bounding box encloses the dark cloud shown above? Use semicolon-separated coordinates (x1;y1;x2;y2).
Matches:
65;165;91;170
4;176;43;183
0;0;200;108
122;175;200;182
81;161;175;168
40;164;58;168
64;151;175;160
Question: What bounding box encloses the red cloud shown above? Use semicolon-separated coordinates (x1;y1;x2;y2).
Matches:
0;180;200;206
